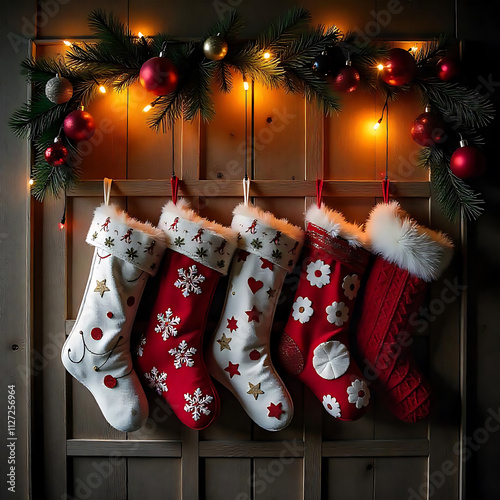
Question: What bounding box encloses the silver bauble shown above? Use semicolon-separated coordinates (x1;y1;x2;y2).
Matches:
203;35;228;61
45;76;73;104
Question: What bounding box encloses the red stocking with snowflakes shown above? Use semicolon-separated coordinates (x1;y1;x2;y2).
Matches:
61;204;166;432
278;204;371;421
354;201;453;422
206;204;304;431
136;200;237;430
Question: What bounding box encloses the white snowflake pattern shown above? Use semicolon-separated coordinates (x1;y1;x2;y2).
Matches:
184;387;213;421
155;308;181;340
169;340;197;369
144;367;168;395
174;265;206;297
136;334;147;357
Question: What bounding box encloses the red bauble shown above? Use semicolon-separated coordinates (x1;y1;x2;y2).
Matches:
450;142;486;179
411;110;446;147
44;141;68;166
380;48;417;86
436;56;460;81
63;110;95;141
139;57;178;96
332;65;360;93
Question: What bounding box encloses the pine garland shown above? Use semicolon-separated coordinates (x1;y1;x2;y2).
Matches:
9;8;495;222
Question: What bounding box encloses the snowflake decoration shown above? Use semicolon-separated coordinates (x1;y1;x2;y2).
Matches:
169;340;197;369
91;232;98;241
271;249;282;260
174;237;185;247
184;387;213;421
126;248;138;262
196;247;208;259
174;265;206;297
251;238;263;250
155;308;181;340
216;260;225;269
135;334;146;357
104;237;115;248
144;367;168;395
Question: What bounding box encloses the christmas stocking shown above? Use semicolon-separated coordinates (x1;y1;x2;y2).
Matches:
206;204;304;431
278;204;372;421
355;201;453;422
61;204;166;432
136;200;238;430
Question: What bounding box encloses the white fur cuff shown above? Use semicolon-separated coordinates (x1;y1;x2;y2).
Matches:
366;201;454;282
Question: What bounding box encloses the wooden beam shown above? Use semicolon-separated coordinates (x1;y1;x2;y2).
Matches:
67;439;182;457
322;439;429;457
66;180;430;198
199;440;305;458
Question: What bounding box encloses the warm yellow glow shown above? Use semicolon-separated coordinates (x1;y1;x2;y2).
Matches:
28;178;34;186
410;46;418;52
263;52;271;59
243;81;249;91
99;85;106;94
80;105;84;111
143;104;153;112
138;32;145;39
377;63;384;71
63;40;73;47
373;120;381;131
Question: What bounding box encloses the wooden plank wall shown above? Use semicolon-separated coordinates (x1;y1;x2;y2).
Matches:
28;1;465;499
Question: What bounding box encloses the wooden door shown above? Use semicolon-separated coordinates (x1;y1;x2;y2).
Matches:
30;2;464;499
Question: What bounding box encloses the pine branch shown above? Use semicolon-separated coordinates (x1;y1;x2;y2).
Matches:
215;60;233;93
414;79;495;129
203;9;245;42
414;34;448;65
419;147;484;220
31;163;80;201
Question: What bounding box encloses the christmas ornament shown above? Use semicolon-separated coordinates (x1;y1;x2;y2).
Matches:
278;204;371;421
139;54;179;96
203;34;228;61
332;61;360;93
206;204;304;432
411;106;446;147
45;74;73;104
380;48;417;86
61;203;167;432
63;109;96;141
44;137;68;166
312;51;333;76
136;200;238;430
450;139;486;179
436;56;460;81
355;202;453;422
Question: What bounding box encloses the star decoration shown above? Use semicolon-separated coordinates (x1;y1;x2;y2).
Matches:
224;362;240;378
247;382;264;400
266;287;277;298
227;316;238;332
260;258;274;270
267;402;284;419
94;279;110;297
217;332;232;351
238;250;249;262
245;306;261;323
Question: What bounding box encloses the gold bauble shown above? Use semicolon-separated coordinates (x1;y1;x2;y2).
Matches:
203;35;228;61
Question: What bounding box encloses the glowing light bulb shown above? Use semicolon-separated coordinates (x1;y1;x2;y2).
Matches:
243;81;249;91
373;118;382;130
58;222;65;231
263;52;271;59
410;46;418;52
63;40;73;47
28;178;34;186
138;32;145;39
377;63;384;71
143;104;153;112
99;85;106;94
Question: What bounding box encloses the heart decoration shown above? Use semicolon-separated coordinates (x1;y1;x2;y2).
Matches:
248;277;264;294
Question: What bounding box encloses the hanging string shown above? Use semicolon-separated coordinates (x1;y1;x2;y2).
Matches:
382;97;390;204
243;73;250;205
316;178;324;208
170;125;179;204
58;188;67;231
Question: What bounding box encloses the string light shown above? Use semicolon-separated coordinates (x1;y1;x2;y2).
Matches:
28;178;34;186
243;74;249;91
143;103;153;112
373;118;382;131
263;51;271;59
99;85;106;94
409;46;418;52
377;63;384;71
373;97;389;131
138;32;145;39
63;40;73;47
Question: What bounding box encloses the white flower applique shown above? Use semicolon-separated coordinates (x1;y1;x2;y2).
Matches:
184;388;213;421
292;296;314;324
342;274;361;300
312;341;350;380
325;301;349;327
144;367;168;395
175;265;206;297
169;340;197;369
347;379;370;409
322;395;341;418
155;308;181;340
306;260;331;288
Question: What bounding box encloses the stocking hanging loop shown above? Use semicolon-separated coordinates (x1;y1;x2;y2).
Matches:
103;178;112;205
316;178;324;208
242;176;250;206
171;175;179;205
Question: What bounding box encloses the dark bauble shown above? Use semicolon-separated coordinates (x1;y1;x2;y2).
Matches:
380;48;417;86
